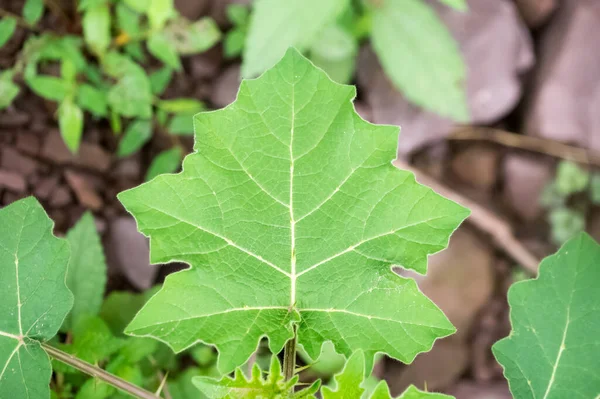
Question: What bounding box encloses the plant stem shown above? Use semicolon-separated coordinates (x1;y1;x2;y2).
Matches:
282;325;297;382
42;343;160;399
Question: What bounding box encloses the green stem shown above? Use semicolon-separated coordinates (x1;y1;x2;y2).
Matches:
282;325;297;382
42;343;160;399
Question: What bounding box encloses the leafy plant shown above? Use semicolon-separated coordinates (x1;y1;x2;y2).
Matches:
237;0;468;121
0;0;219;169
2;49;600;399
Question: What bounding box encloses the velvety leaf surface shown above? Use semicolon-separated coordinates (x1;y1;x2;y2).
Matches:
371;0;468;121
492;232;600;399
0;197;73;398
119;49;468;374
63;212;107;331
242;0;349;78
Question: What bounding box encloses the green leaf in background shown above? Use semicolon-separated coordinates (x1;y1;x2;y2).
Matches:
0;17;17;48
309;24;357;84
116;2;142;36
170;367;217;399
117;119;153;157
548;207;585;245
123;0;148;13
148;32;182;70
493;233;600;399
63;212;107;332
148;0;175;30
591;174;600;205
119;49;468;374
224;28;246;59
26;75;70;102
58;98;84;153
298;341;346;378
149;66;173;95
144;146;183;181
371;0;468;121
326;352;454;399
83;4;111;56
555;160;589;196
227;4;249;26
322;350;364;398
100;291;151;336
61;59;77;83
0;71;19;109
69;316;125;364
242;0;348;78
76;84;108;117
193;356;319;399
167;113;195;136
437;0;467;11
106;63;153;119
164;17;221;55
0;197;73;398
158;98;204;114
23;0;44;25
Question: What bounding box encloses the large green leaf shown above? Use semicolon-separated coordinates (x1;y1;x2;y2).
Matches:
63;212;107;331
492;232;600;399
119;49;468;374
371;0;468;121
242;0;349;78
0;197;73;398
194;356;319;398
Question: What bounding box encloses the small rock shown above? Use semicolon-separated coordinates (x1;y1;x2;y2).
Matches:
210;65;241;108
64;170;103;210
175;0;210;20
190;46;223;80
524;0;600;151
41;131;111;172
48;185;72;208
451;145;499;190
515;0;557;27
397;227;495;339
1;147;39;176
503;154;553;221
106;217;159;290
386;339;468;393
34;175;60;200
0;109;30;128
447;381;512;399
113;157;141;180
15;132;41;156
0;170;26;192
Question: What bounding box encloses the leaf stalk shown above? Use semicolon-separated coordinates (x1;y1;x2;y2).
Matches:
42;342;160;399
282;325;297;384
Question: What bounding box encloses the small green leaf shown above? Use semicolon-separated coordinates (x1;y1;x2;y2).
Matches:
145;147;183;181
548;207;585;246
371;382;453;399
227;4;249;26
78;0;107;11
224;28;246;59
164;17;221;55
170;367;218;399
26;75;71;102
70;316;125;363
158;98;204;113
123;0;148;13
371;0;468;121
0;72;19;109
23;0;44;24
437;0;467;11
0;17;17;48
298;341;345;377
119;49;468;374
167;113;195;135
0;197;73;399
590;174;600;205
58;98;84;153
63;212;107;332
190;345;217;367
116;2;142;36
117;119;153;157
322;351;364;398
243;0;348;77
148;0;175;29
148;32;181;70
61;59;77;82
100;290;151;336
309;24;357;84
555;161;589;196
493;233;600;399
124;41;146;62
149;66;173;95
193;356;319;398
107;64;153;119
76;84;108;117
83;4;111;55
